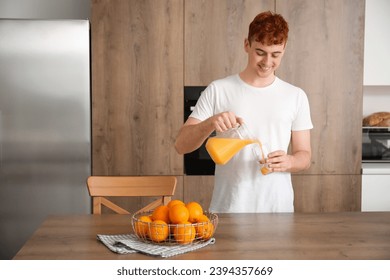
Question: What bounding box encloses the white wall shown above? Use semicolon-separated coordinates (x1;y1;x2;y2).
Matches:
0;0;90;19
363;86;390;117
363;0;390;118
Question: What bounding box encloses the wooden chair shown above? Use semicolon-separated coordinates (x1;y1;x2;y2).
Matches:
86;176;177;214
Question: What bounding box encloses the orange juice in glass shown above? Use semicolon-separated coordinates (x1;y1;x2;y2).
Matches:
252;141;272;175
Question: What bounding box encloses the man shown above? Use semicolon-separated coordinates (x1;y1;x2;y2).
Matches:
175;11;313;213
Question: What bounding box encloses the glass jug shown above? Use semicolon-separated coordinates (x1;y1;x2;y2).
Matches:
205;124;251;161
205;123;272;175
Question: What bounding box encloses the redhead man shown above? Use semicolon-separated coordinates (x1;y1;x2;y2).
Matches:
175;11;313;213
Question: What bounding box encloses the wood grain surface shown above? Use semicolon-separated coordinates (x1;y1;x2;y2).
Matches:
91;0;183;176
14;212;390;260
276;0;365;175
184;0;274;85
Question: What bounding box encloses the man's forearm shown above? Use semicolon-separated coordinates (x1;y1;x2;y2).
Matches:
174;121;214;155
289;150;311;173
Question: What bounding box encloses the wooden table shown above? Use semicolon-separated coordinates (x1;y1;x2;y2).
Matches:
13;212;390;260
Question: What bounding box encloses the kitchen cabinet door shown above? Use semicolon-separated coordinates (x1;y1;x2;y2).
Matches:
183;176;215;210
184;0;274;86
292;175;361;212
364;0;390;85
91;0;183;176
276;0;365;175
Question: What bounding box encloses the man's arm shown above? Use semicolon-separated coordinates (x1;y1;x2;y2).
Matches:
288;129;312;172
174;117;214;155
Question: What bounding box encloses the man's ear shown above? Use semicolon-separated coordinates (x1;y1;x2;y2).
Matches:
244;38;250;53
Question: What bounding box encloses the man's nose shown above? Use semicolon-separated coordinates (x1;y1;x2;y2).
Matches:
261;55;271;65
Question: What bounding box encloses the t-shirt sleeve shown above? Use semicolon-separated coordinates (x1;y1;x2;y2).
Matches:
188;83;215;121
292;89;313;131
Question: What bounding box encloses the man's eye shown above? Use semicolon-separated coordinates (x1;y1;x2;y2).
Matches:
272;54;280;58
257;52;265;56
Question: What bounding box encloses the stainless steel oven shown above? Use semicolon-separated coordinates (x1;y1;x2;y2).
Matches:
362;127;390;162
183;86;215;175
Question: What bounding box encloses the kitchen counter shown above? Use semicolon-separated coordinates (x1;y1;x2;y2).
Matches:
13;212;390;260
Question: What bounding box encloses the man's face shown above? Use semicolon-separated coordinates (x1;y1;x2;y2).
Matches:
244;39;286;79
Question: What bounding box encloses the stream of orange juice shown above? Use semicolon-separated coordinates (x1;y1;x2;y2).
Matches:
205;137;272;175
256;140;272;175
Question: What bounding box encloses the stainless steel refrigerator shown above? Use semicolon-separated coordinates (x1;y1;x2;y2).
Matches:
0;19;91;259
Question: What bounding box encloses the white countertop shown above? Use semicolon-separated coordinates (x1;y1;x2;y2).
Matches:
362;163;390;174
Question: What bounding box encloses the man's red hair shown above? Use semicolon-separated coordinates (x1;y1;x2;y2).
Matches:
248;11;289;46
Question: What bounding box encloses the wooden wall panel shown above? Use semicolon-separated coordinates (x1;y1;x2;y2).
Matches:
276;0;365;175
91;0;183;176
276;0;365;212
184;0;274;85
292;175;361;212
183;176;215;210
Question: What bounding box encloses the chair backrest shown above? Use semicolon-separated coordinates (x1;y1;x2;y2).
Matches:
86;176;177;214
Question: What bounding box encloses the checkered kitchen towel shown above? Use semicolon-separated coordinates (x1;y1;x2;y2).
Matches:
97;234;215;258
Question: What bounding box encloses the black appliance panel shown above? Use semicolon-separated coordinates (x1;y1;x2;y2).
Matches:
362;127;390;162
184;86;215;175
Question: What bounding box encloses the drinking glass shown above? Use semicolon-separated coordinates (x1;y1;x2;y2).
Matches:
252;141;273;175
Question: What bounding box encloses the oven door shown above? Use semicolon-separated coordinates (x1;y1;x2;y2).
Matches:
183;86;215;175
362;127;390;162
184;143;215;175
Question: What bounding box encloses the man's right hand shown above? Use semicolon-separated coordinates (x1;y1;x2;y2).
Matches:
209;111;243;132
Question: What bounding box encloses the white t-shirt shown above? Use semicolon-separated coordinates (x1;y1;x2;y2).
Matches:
190;74;313;213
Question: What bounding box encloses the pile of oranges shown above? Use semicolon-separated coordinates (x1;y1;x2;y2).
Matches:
133;200;216;244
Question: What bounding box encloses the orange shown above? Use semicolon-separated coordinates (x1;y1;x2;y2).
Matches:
172;222;196;244
195;214;214;240
134;215;152;238
186;201;203;223
151;205;170;223
167;199;185;209
148;220;169;242
169;204;189;224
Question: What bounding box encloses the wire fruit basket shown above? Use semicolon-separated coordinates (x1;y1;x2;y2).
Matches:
131;211;218;245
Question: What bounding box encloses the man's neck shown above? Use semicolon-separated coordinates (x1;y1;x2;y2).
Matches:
239;71;276;88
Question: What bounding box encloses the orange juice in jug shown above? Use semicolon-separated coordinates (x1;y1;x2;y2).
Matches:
205;137;256;165
205;123;272;175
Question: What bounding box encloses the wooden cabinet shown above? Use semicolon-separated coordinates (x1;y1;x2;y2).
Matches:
276;0;364;175
277;0;365;212
183;176;214;210
91;0;183;176
292;175;361;212
184;0;274;86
